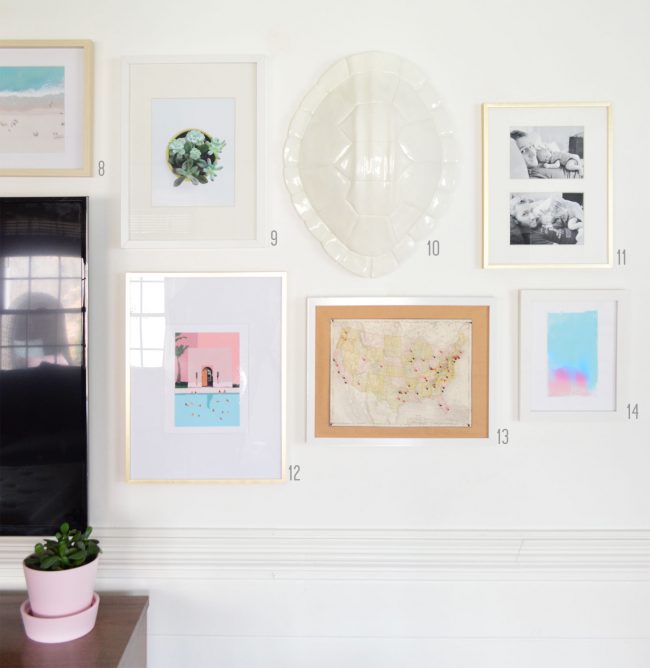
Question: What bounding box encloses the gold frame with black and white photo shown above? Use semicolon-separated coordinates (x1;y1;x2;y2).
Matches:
482;102;612;269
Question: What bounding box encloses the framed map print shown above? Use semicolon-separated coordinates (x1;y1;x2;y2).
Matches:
307;298;494;443
126;272;285;482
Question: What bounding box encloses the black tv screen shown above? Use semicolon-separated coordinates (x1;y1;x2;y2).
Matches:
0;197;87;535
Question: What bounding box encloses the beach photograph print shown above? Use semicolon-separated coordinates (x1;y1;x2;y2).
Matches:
151;98;236;208
174;331;241;428
547;309;598;398
510;192;584;245
330;319;472;428
0;66;65;153
510;126;584;179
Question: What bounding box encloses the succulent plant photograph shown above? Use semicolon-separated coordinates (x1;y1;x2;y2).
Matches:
166;129;226;187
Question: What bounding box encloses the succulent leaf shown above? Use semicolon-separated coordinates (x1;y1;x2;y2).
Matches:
40;556;60;570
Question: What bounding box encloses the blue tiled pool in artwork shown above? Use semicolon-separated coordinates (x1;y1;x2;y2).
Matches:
175;392;240;427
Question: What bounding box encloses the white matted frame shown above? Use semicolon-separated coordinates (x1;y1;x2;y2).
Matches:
483;102;612;268
121;55;265;248
307;297;496;445
126;272;285;483
519;290;625;421
0;40;93;176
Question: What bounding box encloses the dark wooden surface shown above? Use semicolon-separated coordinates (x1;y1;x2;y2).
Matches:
0;592;149;667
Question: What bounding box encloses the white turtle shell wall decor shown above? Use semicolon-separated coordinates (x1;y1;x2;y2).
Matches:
283;51;458;277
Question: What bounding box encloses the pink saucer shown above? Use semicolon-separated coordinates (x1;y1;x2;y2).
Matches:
20;592;100;643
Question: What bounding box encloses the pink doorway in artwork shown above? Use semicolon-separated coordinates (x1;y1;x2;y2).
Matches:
176;332;240;389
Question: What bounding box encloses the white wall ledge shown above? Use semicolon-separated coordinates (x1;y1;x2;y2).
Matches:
2;528;650;583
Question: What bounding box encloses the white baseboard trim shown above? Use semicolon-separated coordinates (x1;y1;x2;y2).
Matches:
2;528;650;582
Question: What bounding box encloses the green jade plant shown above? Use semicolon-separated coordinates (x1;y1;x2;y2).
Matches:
24;523;101;571
167;129;226;187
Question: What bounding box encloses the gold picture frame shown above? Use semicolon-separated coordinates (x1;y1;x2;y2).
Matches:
0;40;93;176
482;102;612;268
125;272;286;483
308;299;493;443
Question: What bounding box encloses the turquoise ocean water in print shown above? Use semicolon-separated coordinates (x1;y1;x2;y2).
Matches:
0;67;64;95
175;392;240;427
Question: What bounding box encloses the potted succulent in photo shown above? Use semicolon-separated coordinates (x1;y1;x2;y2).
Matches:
21;523;102;643
166;128;226;187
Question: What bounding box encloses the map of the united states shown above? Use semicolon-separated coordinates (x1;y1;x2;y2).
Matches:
331;320;470;422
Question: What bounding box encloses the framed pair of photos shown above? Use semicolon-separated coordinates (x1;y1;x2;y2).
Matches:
307;298;494;444
0;40;93;176
125;272;285;483
483;102;612;268
121;55;265;249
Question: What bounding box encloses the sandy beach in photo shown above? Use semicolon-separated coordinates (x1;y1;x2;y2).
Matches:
0;66;66;153
0;100;65;153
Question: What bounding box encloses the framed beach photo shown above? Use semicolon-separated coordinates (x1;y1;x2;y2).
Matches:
483;103;612;268
0;40;92;176
519;290;625;420
126;272;285;482
307;298;494;444
121;55;265;248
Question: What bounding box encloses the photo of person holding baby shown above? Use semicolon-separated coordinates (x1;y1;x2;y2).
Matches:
510;192;584;246
510;126;584;179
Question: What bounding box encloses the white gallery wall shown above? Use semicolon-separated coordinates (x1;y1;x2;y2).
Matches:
1;0;650;665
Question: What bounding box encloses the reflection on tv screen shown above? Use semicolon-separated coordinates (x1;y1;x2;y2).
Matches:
0;197;87;536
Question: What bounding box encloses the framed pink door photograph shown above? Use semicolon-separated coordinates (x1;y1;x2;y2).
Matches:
126;272;285;482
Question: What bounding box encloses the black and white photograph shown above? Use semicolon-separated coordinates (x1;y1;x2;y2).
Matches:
510;126;584;179
510;192;584;245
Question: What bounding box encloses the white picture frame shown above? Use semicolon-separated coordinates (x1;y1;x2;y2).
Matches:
483;102;612;268
307;297;496;445
121;55;265;248
519;290;625;420
126;272;285;482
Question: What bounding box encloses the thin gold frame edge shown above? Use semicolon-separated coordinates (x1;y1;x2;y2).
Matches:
124;271;286;484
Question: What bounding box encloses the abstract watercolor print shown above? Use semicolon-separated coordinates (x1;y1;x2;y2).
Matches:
547;310;598;396
173;331;241;427
0;67;65;153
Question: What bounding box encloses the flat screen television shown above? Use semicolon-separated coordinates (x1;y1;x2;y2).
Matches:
0;197;87;535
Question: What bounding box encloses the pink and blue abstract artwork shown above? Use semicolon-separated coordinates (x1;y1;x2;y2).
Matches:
547;310;598;396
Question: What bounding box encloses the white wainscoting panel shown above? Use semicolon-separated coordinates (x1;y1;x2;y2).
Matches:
3;529;650;666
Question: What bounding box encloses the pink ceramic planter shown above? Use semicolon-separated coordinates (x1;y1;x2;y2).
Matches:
23;556;99;618
21;593;100;643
